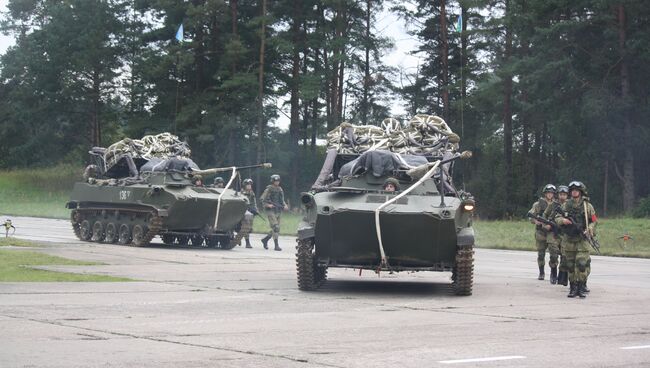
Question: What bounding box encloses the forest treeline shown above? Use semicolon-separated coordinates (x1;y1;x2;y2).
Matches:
0;0;649;218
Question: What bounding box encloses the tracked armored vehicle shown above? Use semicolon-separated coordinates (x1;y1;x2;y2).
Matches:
67;135;270;248
296;116;476;295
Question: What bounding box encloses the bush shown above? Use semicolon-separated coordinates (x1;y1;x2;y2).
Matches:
632;197;650;218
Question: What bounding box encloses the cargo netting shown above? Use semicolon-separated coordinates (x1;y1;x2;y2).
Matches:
326;114;460;156
104;132;191;169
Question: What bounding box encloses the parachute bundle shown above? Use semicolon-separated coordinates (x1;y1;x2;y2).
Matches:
103;133;191;169
327;114;460;156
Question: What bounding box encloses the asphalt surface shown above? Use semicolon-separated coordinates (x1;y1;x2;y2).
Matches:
1;215;650;368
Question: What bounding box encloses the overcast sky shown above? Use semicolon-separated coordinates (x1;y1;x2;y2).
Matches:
0;1;422;129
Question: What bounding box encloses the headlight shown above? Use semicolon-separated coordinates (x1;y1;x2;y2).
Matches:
461;199;475;212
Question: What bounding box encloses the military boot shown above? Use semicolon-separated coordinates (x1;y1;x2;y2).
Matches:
581;282;590;294
550;267;558;285
567;282;578;298
261;235;271;249
557;271;568;286
576;282;586;298
245;238;252;249
273;238;282;251
538;265;545;280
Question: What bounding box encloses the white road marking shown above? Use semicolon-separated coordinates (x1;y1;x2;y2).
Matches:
439;356;526;364
620;345;650;350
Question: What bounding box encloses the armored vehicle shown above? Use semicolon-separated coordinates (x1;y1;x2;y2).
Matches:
67;136;270;248
296;116;476;295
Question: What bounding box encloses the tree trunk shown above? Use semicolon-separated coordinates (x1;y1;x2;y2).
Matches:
618;4;635;211
256;0;267;186
289;0;302;200
503;0;513;198
91;69;101;147
439;0;449;119
361;0;371;124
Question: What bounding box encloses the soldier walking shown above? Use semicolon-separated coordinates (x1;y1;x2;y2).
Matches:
260;174;287;251
234;178;257;248
554;181;597;298
544;185;569;286
527;184;560;283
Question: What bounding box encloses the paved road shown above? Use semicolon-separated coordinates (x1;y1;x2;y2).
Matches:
1;215;650;367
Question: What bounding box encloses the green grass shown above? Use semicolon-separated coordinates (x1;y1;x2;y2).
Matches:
0;248;131;282
0;164;80;219
473;218;650;258
252;212;302;236
0;237;38;247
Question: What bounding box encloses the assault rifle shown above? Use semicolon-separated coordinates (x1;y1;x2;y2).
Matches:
526;212;560;237
554;207;601;255
248;206;267;221
264;200;286;213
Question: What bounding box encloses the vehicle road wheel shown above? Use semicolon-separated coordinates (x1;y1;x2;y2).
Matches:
104;223;118;243
132;224;148;247
452;248;474;296
161;234;175;245
296;238;325;291
79;220;92;241
91;221;105;242
118;224;131;245
205;236;219;248
176;235;189;246
190;235;204;247
219;236;236;250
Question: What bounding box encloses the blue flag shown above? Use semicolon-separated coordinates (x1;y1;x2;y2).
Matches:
456;14;462;33
175;24;184;42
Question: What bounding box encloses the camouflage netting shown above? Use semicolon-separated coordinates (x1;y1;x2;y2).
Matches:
326;114;460;156
103;133;191;169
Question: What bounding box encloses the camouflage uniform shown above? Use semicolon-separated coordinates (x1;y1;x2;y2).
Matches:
260;183;286;250
544;198;568;285
554;196;596;298
234;189;257;248
528;197;560;274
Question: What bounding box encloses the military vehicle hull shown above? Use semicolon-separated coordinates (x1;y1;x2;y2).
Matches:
67;178;248;248
296;150;475;295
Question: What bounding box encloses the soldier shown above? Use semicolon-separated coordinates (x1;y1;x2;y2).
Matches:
544;185;569;286
192;174;204;187
260;174;287;251
554;181;596;298
234;178;257;248
213;177;225;188
383;177;400;192
527;184;560;282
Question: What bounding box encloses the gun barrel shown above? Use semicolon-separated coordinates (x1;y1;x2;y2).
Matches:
191;162;272;176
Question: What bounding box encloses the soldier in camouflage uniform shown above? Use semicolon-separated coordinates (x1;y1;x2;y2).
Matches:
527;184;560;282
213;177;225;188
234;178;257;248
260;174;287;251
544;185;570;286
554;181;597;298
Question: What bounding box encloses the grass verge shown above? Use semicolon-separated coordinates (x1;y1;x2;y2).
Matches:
0;237;131;282
0;164;79;219
0;237;37;247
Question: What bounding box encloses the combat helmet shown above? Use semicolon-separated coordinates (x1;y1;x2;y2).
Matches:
542;184;557;194
568;181;588;196
270;174;281;183
383;177;400;191
243;178;253;185
213;177;225;185
557;185;569;194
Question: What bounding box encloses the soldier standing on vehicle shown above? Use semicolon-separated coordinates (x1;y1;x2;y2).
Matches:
527;184;560;282
213;177;225;188
544;185;569;286
260;174;287;251
234;178;257;248
554;181;597;298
